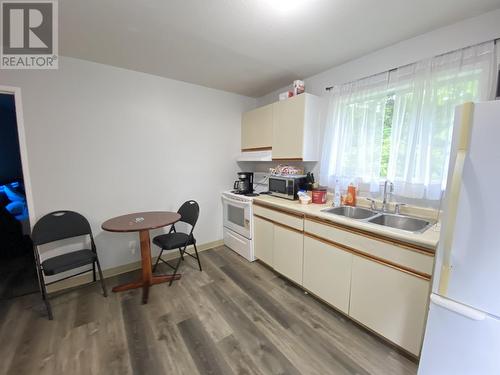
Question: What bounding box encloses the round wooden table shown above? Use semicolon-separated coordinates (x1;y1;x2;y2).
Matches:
102;211;181;304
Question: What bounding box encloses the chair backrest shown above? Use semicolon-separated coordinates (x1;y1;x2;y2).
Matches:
177;200;199;229
32;210;93;246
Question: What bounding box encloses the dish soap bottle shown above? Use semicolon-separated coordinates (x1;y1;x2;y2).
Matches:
333;180;341;207
344;182;357;206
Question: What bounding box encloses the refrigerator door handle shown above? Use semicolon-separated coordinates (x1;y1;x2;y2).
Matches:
438;102;474;295
438;152;465;294
430;294;486;321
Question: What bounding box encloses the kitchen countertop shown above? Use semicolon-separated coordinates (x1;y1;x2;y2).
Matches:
253;195;440;251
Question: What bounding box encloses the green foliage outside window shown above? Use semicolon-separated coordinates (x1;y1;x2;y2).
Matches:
376;71;480;182
380;97;394;178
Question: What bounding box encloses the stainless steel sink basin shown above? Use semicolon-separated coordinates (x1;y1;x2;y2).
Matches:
368;213;435;233
321;205;435;234
322;206;377;220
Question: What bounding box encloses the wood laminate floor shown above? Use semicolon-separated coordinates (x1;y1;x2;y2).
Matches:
0;246;418;375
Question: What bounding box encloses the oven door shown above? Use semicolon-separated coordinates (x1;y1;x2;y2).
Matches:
222;195;252;239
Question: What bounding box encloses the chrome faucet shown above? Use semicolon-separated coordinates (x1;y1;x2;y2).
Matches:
382;180;393;212
366;198;377;210
394;202;407;215
365;180;395;213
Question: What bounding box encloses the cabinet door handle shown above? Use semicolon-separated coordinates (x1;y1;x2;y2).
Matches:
430;294;486;321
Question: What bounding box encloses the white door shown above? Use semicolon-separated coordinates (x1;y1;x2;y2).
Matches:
272;94;305;159
419;295;500;375
254;216;274;266
444;101;500;316
349;255;430;356
273;225;303;284
303;236;352;314
241;104;273;150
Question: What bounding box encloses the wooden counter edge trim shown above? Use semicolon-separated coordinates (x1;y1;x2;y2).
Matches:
241;146;272;152
253;200;305;219
272;157;303;161
305;215;435;256
304;232;431;281
254;214;303;234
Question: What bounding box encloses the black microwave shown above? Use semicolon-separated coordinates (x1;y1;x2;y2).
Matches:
268;175;307;200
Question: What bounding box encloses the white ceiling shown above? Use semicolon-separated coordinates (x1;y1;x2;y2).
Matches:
60;0;500;97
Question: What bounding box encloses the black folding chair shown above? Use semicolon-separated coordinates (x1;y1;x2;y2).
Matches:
152;200;201;285
31;210;107;320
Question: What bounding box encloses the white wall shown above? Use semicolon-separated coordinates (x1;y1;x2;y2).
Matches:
1;57;255;273
258;9;500;105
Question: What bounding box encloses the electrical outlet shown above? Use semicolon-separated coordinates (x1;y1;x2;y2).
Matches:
129;241;137;255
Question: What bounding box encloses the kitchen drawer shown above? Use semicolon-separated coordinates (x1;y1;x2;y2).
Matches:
304;218;434;275
254;204;303;231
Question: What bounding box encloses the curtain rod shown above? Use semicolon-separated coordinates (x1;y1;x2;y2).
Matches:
325;67;397;91
325;38;500;92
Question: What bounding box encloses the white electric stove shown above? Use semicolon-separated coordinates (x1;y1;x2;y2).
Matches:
221;174;268;261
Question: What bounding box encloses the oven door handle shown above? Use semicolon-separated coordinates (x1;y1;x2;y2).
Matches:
222;195;251;207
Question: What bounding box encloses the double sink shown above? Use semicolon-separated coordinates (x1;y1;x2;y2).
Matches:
321;206;435;234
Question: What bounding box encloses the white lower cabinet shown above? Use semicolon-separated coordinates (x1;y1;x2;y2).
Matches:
254;216;274;267
253;205;433;356
349;255;430;356
273;225;303;285
303;236;352;314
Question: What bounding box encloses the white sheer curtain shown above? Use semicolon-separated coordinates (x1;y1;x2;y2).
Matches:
320;73;389;193
320;41;496;202
387;41;496;200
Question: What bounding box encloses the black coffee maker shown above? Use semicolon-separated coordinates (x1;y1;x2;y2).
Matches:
233;172;254;195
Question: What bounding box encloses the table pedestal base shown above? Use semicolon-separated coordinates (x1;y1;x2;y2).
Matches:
112;274;182;303
111;229;182;304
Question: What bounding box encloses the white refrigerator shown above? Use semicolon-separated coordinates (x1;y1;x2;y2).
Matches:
418;101;500;375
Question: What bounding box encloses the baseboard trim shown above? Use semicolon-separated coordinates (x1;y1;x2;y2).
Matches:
46;240;223;293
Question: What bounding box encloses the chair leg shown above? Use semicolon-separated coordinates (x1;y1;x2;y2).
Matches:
178;247;184;260
169;249;184;286
193;243;202;271
95;259;107;297
153;248;164;272
92;262;96;282
37;267;53;320
43;290;53;320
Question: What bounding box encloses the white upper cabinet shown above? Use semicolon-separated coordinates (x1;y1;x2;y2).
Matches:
240;93;321;160
272;94;320;161
241;103;273;151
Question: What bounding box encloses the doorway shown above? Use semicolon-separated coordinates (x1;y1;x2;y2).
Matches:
0;92;37;300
